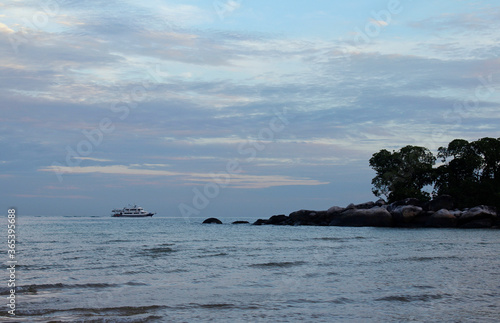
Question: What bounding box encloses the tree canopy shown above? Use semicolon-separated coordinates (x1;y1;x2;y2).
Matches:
370;137;500;208
369;145;435;202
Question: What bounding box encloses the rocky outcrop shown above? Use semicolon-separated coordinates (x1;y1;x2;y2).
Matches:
458;206;497;228
424;195;454;212
202;217;222;224
329;207;393;227
232;220;250;224
252;196;498;229
426;209;457;228
391;205;423;226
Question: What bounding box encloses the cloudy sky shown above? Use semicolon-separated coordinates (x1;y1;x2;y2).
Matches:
1;0;499;218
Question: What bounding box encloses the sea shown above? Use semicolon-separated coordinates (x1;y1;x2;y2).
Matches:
2;215;500;322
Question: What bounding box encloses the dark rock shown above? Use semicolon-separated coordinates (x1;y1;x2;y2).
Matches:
266;214;288;225
288;210;330;225
425;195;454;212
375;198;386;207
232;221;249;224
253;219;268;225
391;205;423;226
387;198;424;212
250;201;497;229
412;211;433;227
460;218;493;228
426;209;457;228
461;205;497;219
458;206;497;228
327;206;345;215
329;207;392;227
202;217;222;224
353;201;376;209
289;210;315;221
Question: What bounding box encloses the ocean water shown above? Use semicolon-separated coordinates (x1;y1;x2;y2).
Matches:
2;215;500;322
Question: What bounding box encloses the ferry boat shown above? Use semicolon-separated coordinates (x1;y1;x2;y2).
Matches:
111;205;155;217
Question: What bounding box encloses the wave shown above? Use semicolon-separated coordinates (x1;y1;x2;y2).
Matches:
313;237;346;241
138;246;177;258
196;252;229;258
0;281;146;295
249;261;306;268
376;293;447;302
18;305;167;317
406;255;461;262
184;303;260;310
288;297;352;304
313;236;367;241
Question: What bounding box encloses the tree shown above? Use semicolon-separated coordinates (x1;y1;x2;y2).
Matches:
369;145;436;202
435;137;500;208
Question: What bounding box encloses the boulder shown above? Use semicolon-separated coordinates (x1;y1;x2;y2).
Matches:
288;210;330;225
391;205;423;226
289;210;315;222
425;195;454;212
374;198;386;207
460;218;493;228
458;206;497;228
232;221;249;224
327;206;345;215
266;214;288;225
353;201;376;209
426;209;457;228
387;198;424;212
253;219;268;225
460;206;497;220
329;207;392;227
202;217;222;224
346;203;356;210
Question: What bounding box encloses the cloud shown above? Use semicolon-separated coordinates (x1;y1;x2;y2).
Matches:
38;164;329;189
12;194;91;199
0;22;14;34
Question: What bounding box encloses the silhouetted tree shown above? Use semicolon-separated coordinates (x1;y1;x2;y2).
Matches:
435;137;500;208
369;145;436;202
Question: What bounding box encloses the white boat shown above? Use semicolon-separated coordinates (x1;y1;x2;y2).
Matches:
112;205;155;217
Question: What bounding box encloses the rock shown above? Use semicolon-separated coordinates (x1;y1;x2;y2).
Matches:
346;203;356;210
387;198;424;212
460;218;493;228
266;214;288;225
287;210;330;225
327;206;345;215
232;221;249;224
391;205;423;226
329;207;393;227
249;201;497;229
289;209;315;220
458;206;497;228
353;201;376;209
460;206;497;220
425;195;454;212
202;217;222;224
253;219;268;225
426;209;457;228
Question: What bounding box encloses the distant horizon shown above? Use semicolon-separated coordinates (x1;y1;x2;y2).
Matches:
1;1;499;217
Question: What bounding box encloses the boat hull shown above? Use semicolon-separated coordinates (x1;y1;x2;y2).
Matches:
112;213;154;217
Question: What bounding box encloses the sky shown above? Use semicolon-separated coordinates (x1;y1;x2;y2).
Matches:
0;0;499;218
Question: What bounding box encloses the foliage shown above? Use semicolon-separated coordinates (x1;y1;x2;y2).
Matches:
369;145;436;202
370;137;500;208
435;137;500;208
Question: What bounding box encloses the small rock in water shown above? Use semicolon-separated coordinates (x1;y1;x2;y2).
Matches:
202;217;223;224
